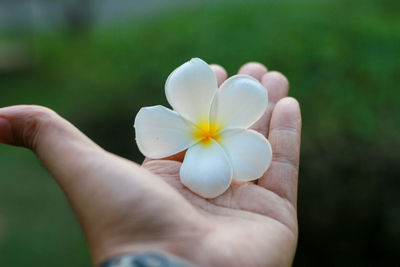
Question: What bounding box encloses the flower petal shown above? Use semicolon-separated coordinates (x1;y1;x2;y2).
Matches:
210;74;268;129
165;58;218;123
180;141;233;198
219;129;272;182
134;105;197;159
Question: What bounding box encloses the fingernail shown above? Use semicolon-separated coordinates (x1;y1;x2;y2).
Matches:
0;117;14;144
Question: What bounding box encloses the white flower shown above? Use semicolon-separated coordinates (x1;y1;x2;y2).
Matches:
134;58;272;198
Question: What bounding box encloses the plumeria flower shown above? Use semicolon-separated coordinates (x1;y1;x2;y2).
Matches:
134;58;272;198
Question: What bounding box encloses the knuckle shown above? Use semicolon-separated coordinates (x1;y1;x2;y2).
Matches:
20;105;59;150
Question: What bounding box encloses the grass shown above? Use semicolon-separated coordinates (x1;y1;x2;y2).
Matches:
0;0;399;266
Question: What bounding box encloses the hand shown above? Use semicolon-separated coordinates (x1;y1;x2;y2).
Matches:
0;62;301;267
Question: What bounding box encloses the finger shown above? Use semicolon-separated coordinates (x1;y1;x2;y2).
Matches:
250;71;289;137
0;105;181;209
238;62;268;81
0;105;107;215
0;105;99;153
210;64;228;86
257;97;301;208
143;64;228;164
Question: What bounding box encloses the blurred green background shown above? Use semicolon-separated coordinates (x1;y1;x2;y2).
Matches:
1;0;399;266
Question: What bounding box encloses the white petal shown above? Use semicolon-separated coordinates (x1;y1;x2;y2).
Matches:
165;58;218;123
134;105;196;159
210;75;268;129
180;141;233;198
219;129;272;182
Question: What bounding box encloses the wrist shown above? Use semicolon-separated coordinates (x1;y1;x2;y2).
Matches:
92;242;195;267
97;251;196;267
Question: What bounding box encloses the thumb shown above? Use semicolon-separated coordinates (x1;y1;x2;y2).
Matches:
0;104;187;217
0;104;184;208
0;105;103;188
0;105;99;151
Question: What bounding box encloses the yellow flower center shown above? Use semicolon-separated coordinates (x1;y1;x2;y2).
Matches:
193;120;222;145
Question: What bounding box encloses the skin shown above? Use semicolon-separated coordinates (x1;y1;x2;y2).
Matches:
0;62;301;267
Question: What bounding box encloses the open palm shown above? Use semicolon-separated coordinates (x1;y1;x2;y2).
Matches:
0;63;301;267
